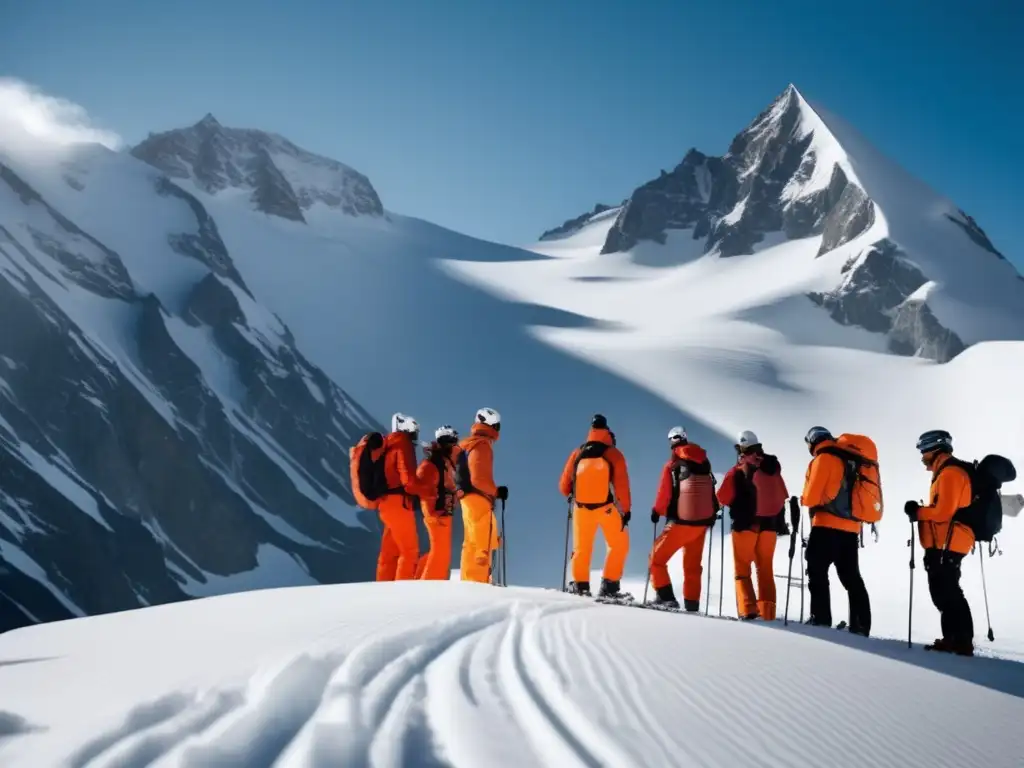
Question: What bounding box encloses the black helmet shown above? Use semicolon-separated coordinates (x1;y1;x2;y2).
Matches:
916;430;952;454
592;413;608;430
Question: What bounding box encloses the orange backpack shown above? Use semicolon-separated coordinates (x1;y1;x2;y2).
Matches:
572;441;615;507
819;434;883;524
350;432;389;509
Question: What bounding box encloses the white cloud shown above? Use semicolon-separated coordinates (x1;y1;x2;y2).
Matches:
0;77;123;151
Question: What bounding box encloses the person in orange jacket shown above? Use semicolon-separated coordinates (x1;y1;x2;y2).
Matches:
648;426;719;611
558;414;631;598
904;430;975;656
413;425;462;580
717;430;789;621
800;426;871;635
376;413;434;581
457;407;507;583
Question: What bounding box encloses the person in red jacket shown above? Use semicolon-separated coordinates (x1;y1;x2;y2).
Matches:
647;426;719;610
414;425;461;580
376;413;434;581
717;430;789;621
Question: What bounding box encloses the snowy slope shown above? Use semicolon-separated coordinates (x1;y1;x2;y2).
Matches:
0;122;384;631
0;581;1021;767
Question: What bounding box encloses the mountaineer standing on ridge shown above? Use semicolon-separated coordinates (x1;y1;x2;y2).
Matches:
905;430;977;656
717;430;790;620
373;413;433;581
647;427;719;610
800;426;880;636
456;408;507;584
414;425;462;580
558;414;632;598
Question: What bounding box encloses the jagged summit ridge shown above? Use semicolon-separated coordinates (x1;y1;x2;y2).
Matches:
130;116;384;223
536;83;1023;363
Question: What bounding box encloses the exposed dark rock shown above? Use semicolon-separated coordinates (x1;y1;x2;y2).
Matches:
132;117;384;221
944;210;1005;259
816;167;875;255
0;163;134;299
807;238;964;361
889;300;966;362
539;203;616;241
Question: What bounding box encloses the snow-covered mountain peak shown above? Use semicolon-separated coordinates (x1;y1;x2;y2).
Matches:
539;83;1023;362
129;117;384;223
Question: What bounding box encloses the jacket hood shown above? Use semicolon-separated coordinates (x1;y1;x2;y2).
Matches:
812;438;838;456
470;422;499;441
674;443;707;463
586;427;614;446
385;431;413;450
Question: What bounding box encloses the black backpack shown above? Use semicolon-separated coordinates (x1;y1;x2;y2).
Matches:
456;447;476;496
939;454;1017;542
430;450;454;514
352;431;389;506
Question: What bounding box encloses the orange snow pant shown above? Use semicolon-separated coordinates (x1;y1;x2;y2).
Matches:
416;512;453;580
376;495;419;581
460;493;500;583
649;522;707;602
732;530;778;620
571;503;629;583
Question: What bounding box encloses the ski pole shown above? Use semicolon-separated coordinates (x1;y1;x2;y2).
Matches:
784;497;799;626
486;500;495;585
562;498;572;592
500;498;507;587
979;546;995;641
705;517;713;615
718;509;725;618
907;520;915;648
643;520;657;605
799;509;806;623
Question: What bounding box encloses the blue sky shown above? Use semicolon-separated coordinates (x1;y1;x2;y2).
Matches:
2;0;1021;262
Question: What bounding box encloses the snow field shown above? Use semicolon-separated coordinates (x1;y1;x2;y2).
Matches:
1;580;1022;767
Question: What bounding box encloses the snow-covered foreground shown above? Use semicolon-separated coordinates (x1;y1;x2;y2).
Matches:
0;581;1022;768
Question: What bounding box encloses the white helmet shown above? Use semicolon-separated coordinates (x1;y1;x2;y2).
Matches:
737;430;760;449
476;407;501;427
667;426;687;444
391;412;420;436
435;424;459;443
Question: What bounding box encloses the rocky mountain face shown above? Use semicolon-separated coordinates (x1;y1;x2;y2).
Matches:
545;85;1019;363
131;114;384;223
539;203;618;241
0;153;384;633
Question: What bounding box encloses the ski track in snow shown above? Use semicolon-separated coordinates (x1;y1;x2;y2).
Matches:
2;583;1023;768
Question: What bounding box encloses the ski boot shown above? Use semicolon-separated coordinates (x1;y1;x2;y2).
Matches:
683;599;700;613
568;581;592;597
651;584;680;610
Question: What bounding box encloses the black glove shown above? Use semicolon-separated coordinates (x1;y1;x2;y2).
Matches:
620;510;631;528
904;500;919;521
650;509;660;524
496;486;508;501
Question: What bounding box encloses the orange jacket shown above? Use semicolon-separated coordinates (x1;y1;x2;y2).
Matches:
801;439;860;534
458;423;499;499
917;453;975;555
384;432;432;498
557;427;631;511
416;444;460;515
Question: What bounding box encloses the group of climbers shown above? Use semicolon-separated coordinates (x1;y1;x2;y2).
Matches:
354;405;1015;658
554;415;1012;657
350;407;507;585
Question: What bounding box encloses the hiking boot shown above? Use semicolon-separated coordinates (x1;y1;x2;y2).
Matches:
568;581;591;597
598;578;620;598
950;638;975;657
683;599;700;613
924;637;953;653
653;584;679;609
848;622;870;638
